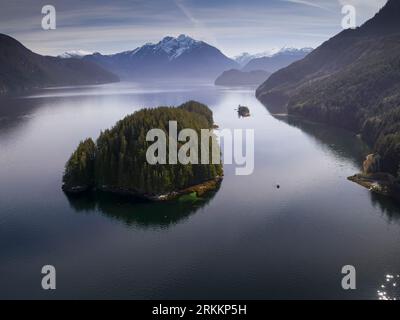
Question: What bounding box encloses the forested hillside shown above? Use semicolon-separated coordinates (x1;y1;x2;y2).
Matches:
256;0;400;175
0;34;118;95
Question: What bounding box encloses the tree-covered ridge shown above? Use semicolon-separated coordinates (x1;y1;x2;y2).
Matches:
0;33;118;96
63;138;96;192
62;101;223;198
256;0;400;177
287;35;400;176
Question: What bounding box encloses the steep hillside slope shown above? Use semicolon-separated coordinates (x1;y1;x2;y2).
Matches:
0;34;118;96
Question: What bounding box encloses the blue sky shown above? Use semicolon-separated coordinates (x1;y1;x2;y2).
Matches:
0;0;387;57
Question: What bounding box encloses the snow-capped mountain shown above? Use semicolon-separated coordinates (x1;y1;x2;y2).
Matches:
242;47;313;72
235;47;312;68
58;50;93;59
234;52;270;67
82;35;238;80
148;34;200;60
276;47;313;55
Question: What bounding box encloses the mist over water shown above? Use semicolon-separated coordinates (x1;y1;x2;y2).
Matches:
1;82;400;299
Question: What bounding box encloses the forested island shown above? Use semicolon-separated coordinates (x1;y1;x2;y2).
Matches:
62;101;223;201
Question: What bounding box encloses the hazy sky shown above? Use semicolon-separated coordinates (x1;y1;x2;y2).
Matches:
0;0;387;57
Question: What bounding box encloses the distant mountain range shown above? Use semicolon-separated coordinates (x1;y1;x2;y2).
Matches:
242;48;312;72
80;34;238;80
234;52;270;67
215;47;311;87
0;34;118;96
58;50;93;59
215;69;271;87
0;32;312;95
256;0;400;176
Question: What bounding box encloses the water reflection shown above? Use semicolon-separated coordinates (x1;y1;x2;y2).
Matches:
376;274;400;300
275;115;370;167
65;187;220;230
0;82;223;141
370;193;400;224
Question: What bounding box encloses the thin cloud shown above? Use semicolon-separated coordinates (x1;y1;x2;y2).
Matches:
0;0;386;57
173;0;219;47
281;0;331;11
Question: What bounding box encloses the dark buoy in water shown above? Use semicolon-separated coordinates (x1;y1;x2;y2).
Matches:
276;185;280;189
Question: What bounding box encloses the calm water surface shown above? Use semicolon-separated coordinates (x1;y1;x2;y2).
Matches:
1;82;400;299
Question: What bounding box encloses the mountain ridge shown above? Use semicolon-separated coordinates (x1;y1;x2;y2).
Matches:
242;48;312;73
234;52;270;67
82;34;238;80
0;34;119;96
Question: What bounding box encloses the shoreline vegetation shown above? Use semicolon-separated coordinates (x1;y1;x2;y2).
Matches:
62;101;223;201
66;176;223;202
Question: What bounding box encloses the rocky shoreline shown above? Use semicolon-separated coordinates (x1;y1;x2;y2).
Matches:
63;176;223;202
347;153;400;201
347;173;396;197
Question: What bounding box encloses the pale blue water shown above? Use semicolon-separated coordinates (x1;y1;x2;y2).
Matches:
0;82;399;299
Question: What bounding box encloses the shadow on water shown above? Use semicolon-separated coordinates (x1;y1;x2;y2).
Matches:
65;186;220;230
370;193;400;224
273;114;400;222
275;115;370;167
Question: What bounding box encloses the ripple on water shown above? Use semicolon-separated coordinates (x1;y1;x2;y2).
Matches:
377;274;400;300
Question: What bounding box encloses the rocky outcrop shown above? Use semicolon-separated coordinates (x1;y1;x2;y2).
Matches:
363;154;381;174
348;154;400;200
238;106;250;117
